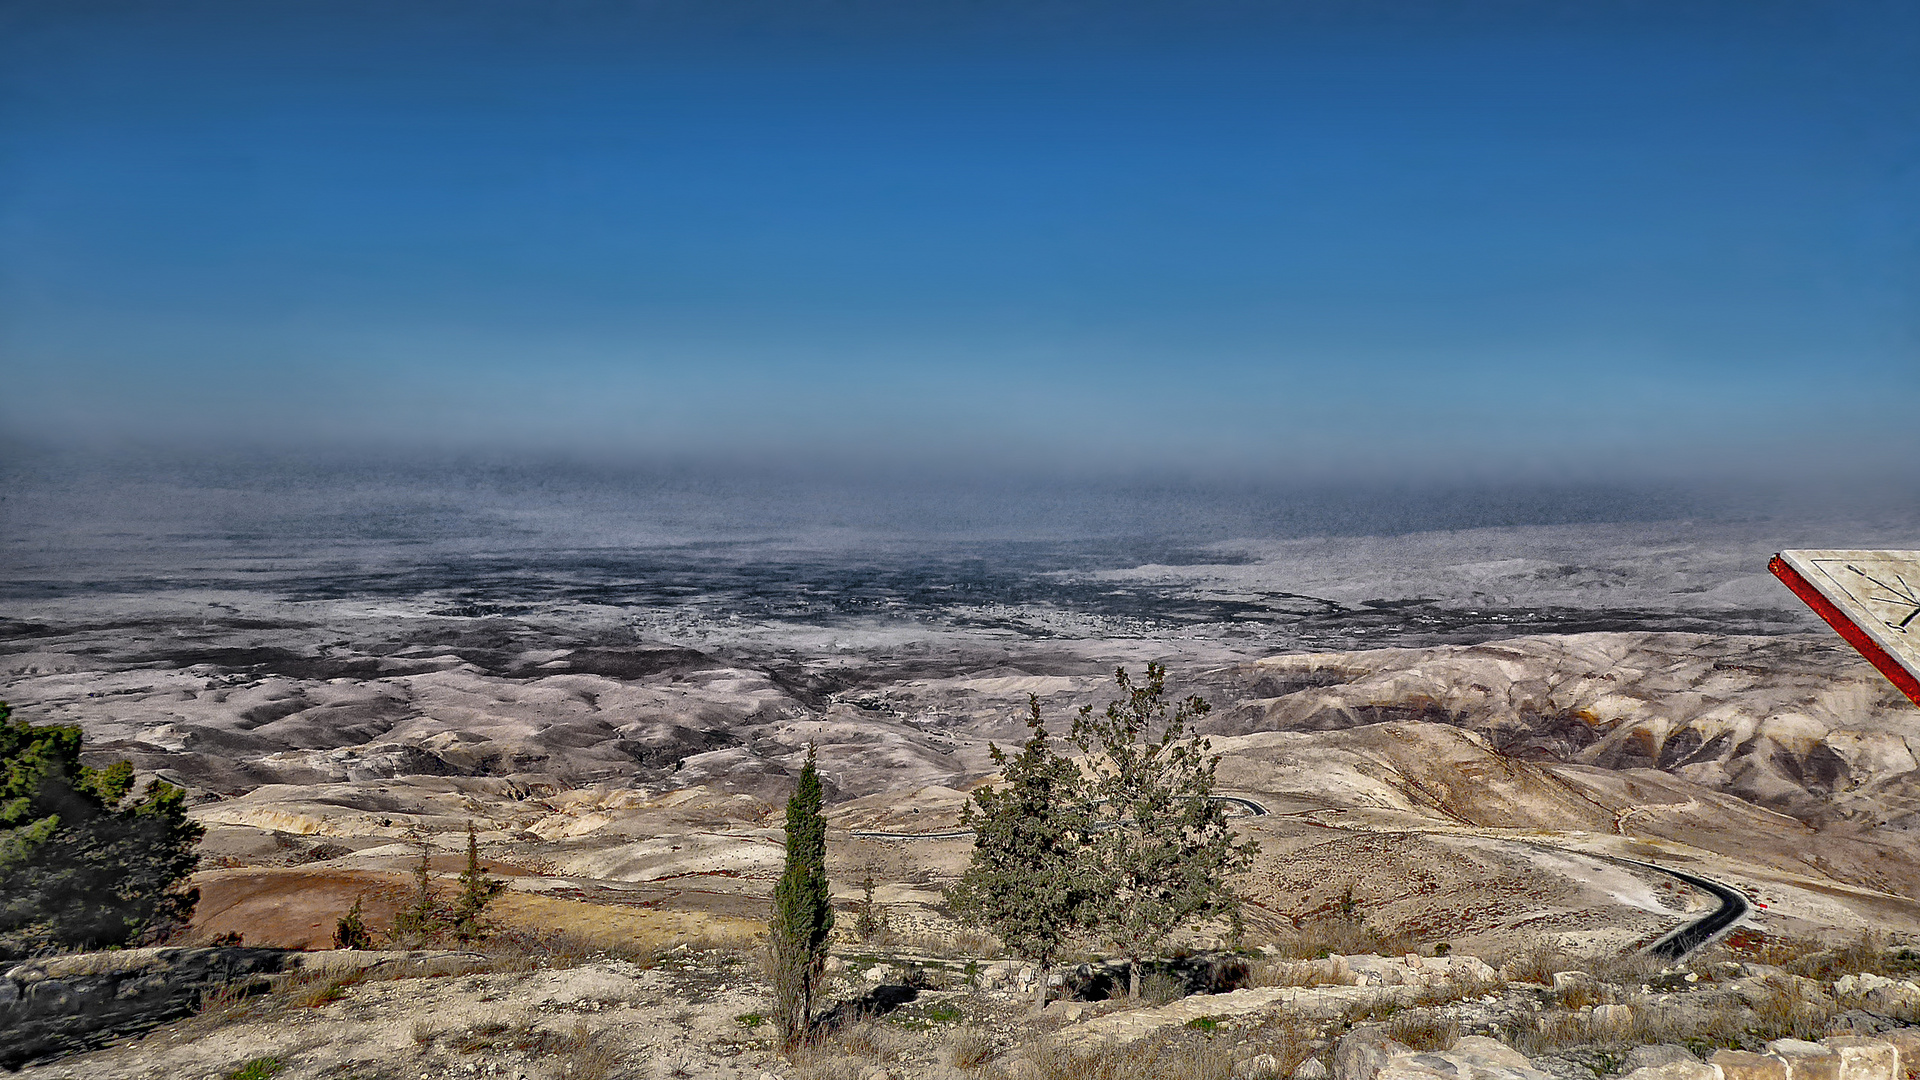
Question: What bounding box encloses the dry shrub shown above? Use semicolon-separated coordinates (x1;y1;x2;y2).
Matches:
485;925;664;968
1498;941;1575;986
948;1027;996;1069
444;1019;619;1079
875;928;1006;959
1141;971;1187;1005
1385;1009;1459;1052
1277;916;1413;960
1781;931;1916;983
1552;979;1612;1010
185;957;485;1037
1505;996;1752;1057
1585;951;1666;988
1029;1030;1236;1080
1748;976;1840;1042
791;1018;910;1079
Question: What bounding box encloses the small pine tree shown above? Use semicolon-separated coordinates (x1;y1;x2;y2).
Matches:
768;745;833;1047
333;895;372;949
390;836;444;945
1071;663;1259;999
949;697;1097;1013
854;871;884;944
448;822;506;943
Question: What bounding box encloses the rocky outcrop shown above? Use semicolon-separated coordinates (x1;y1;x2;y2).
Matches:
0;948;484;1069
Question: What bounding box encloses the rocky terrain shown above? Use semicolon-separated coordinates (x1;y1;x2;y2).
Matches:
4;580;1920;1076
13;938;1920;1080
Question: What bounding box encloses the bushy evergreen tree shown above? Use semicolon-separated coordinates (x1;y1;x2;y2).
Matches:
949;697;1097;1012
1071;664;1258;998
0;702;204;959
768;745;833;1046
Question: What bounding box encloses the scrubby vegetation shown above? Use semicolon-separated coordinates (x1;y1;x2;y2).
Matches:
0;701;203;958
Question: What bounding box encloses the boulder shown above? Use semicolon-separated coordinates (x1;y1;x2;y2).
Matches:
1552;970;1597;992
1765;1039;1839;1080
1378;1053;1464;1080
1617;1061;1720;1080
1628;1046;1703;1073
1711;1050;1788;1080
1447;956;1500;984
1335;1027;1414;1080
1592;1004;1634;1033
1377;1038;1555;1080
1877;1030;1920;1080
1451;1037;1536;1070
1822;1037;1900;1080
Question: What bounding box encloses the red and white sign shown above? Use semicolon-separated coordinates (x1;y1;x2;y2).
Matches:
1770;550;1920;709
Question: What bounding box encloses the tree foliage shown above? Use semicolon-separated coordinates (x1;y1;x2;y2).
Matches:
949;697;1098;1012
449;822;507;942
0;702;204;959
1071;663;1257;997
769;744;833;1046
390;835;446;945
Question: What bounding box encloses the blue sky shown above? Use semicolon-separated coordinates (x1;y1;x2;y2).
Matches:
1;0;1915;480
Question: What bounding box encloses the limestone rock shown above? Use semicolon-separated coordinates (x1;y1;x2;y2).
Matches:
1822;1037;1900;1080
1877;1030;1920;1080
1617;1060;1720;1080
1628;1046;1703;1073
1335;1027;1414;1080
1378;1038;1554;1080
1295;1058;1332;1080
1592;1004;1634;1032
1766;1039;1839;1080
1712;1050;1788;1080
1552;971;1596;994
1447;956;1499;984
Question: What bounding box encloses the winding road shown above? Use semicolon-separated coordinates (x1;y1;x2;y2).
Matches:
850;792;1748;960
1618;858;1751;959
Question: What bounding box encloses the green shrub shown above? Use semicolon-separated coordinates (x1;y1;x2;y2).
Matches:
0;703;204;958
226;1059;284;1080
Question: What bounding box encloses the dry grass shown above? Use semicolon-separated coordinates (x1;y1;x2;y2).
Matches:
186;957;482;1035
429;1018;619;1080
885;928;1007;959
947;1026;997;1069
1028;1031;1236;1080
790;1019;913;1080
1503;993;1767;1058
1384;1009;1460;1052
1141;971;1188;1005
1027;1017;1313;1080
1497;940;1575;986
1272;917;1415;961
487;890;762;955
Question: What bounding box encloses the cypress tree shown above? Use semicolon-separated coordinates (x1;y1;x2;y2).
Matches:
769;744;833;1047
